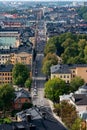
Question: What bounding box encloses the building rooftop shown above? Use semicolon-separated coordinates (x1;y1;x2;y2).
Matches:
51;64;87;74
0;64;13;72
15;106;67;130
0;36;17;47
0;64;31;72
15;89;31;101
74;94;87;105
0;43;32;54
51;64;71;74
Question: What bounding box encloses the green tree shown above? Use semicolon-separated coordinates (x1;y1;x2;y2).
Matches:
0;84;15;117
71;118;81;130
84;45;87;63
25;79;32;91
12;63;29;86
43;53;58;65
44;78;67;102
42;53;58;76
62;38;74;49
44;43;56;56
78;39;87;51
42;60;52;76
45;32;87;64
70;76;84;92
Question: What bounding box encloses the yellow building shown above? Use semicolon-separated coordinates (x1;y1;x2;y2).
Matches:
51;64;87;83
0;64;13;84
0;64;31;84
10;44;33;65
51;64;72;83
0;44;33;65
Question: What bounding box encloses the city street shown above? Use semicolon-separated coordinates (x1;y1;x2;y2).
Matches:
31;20;67;130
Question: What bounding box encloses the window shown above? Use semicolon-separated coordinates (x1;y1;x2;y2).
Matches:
25;99;28;102
67;75;69;78
21;57;26;60
67;80;69;83
60;75;62;78
5;77;7;80
73;70;75;73
64;75;66;78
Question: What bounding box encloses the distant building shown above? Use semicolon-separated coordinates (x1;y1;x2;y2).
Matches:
0;31;20;48
72;2;79;7
83;2;87;6
51;64;87;83
0;44;33;65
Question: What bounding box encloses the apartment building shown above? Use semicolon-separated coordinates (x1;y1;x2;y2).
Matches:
0;64;13;84
0;44;33;65
51;64;87;83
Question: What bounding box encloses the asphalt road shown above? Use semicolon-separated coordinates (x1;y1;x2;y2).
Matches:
31;20;68;130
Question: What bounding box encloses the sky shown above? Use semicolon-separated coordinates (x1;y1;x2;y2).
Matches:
0;0;86;1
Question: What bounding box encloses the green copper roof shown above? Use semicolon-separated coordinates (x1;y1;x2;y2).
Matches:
0;37;16;47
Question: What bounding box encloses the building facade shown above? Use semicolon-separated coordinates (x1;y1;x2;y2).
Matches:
0;44;33;65
0;64;13;84
51;64;87;83
14;89;31;110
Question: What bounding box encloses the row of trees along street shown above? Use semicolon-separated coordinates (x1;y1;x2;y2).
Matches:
42;32;87;80
42;32;86;130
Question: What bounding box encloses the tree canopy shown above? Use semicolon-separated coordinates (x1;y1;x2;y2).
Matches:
44;32;87;64
12;63;29;86
0;84;15;117
70;76;84;92
44;42;56;56
25;78;32;91
42;53;58;76
44;78;68;102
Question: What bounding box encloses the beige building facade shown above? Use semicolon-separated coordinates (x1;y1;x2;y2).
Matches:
51;64;87;83
0;44;33;65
